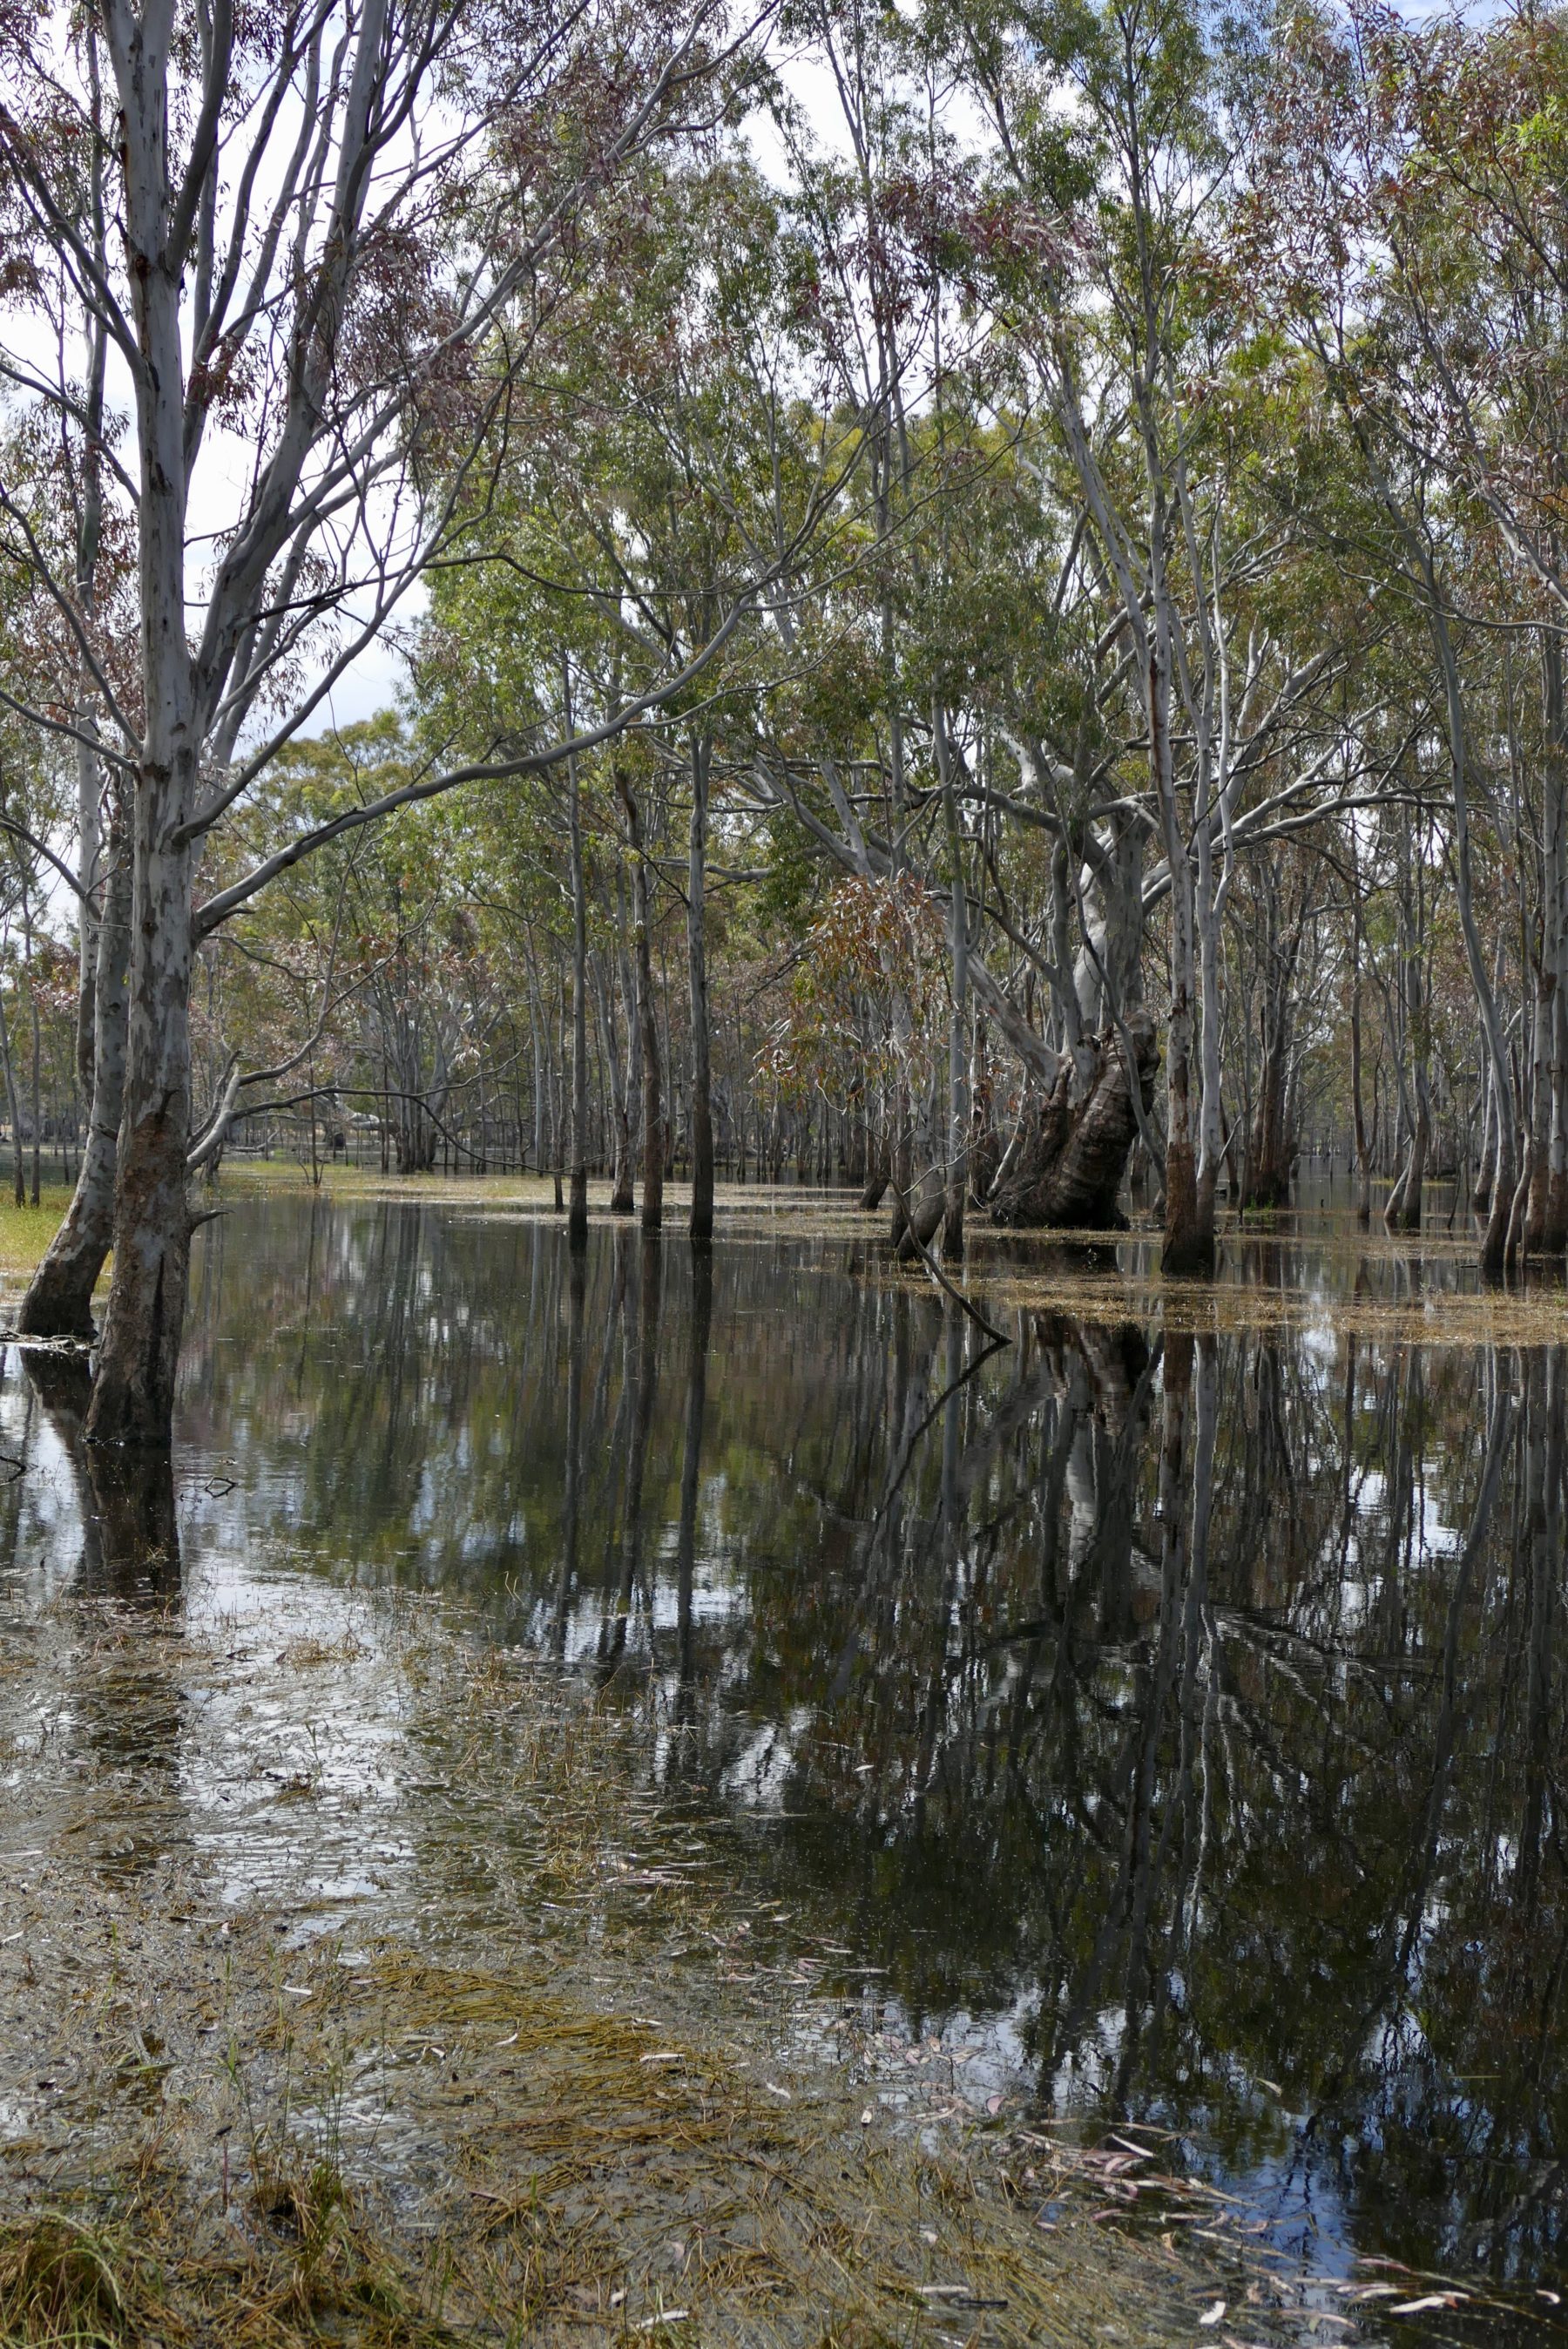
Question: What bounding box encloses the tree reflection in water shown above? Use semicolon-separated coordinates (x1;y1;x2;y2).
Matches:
137;1198;1568;2285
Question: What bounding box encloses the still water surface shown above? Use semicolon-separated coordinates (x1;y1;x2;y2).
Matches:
15;1188;1568;2305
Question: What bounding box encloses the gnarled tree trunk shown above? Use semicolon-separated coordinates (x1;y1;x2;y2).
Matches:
988;1012;1158;1231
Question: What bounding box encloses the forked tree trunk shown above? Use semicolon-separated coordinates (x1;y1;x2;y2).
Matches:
1385;1097;1428;1235
988;1012;1158;1231
20;802;130;1337
1481;1120;1516;1279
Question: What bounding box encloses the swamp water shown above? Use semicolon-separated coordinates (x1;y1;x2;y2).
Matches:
3;1182;1567;2344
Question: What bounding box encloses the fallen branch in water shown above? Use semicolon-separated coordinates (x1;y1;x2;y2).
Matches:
886;1166;1011;1346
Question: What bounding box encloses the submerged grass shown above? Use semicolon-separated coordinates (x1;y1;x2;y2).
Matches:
0;1578;1324;2348
0;2212;139;2346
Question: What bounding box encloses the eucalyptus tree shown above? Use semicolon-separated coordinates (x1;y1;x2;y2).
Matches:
0;383;132;1330
1240;0;1568;1269
956;0;1393;1269
0;0;753;1441
421;131;868;1237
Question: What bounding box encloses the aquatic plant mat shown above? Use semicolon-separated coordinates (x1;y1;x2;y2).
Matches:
0;1574;1556;2346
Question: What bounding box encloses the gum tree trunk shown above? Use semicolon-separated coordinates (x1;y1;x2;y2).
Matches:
687;735;713;1242
988;1012;1158;1229
617;770;664;1234
1153;628;1210;1276
567;738;589;1250
1350;886;1373;1225
84;755;195;1446
618;866;643;1213
78;0;278;1443
1532;637;1568;1253
83;44;197;1446
19;801;130;1337
936;705;968;1259
597;950;634;1215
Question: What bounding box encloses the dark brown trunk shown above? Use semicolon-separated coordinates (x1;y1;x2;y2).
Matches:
989;1012;1159;1234
84;1099;190;1446
1162;1134;1213;1275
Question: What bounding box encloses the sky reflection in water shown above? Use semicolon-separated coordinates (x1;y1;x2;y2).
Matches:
10;1188;1566;2302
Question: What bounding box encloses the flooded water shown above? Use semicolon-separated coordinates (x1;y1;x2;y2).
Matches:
8;1185;1568;2319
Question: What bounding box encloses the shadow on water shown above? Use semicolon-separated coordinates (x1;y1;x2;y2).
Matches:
13;1188;1568;2300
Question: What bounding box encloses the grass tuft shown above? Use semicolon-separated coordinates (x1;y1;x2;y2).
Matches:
0;2215;134;2348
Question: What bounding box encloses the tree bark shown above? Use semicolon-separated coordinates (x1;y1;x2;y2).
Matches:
0;971;24;1211
687;736;713;1242
1539;634;1568;1250
81;14;199;1447
617;770;664;1235
26;906;41;1209
1151;610;1213;1276
84;755;196;1447
988;1012;1158;1230
936;705;968;1259
1522;963;1557;1257
597;950;634;1215
1349;886;1372;1226
20;800;130;1337
567;737;589;1251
